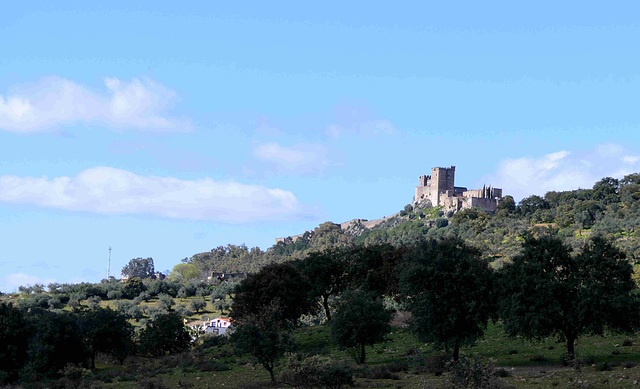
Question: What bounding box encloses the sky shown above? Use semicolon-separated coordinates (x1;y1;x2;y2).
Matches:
1;2;640;292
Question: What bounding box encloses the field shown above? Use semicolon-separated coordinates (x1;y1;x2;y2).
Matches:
81;318;640;389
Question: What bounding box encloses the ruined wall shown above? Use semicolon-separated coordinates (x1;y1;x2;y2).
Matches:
465;197;499;212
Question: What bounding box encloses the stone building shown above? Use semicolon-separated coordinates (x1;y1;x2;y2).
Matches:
413;166;503;212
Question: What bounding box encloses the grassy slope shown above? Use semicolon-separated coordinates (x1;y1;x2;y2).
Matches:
87;321;640;389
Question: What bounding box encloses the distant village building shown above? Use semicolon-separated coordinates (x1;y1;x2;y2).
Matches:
413;166;503;212
185;317;232;336
208;272;246;282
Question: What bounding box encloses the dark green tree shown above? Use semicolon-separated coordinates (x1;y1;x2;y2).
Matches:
232;262;317;324
518;195;550;216
23;310;86;379
298;248;350;320
121;257;155;279
138;312;191;356
592;177;619;204
330;290;392;364
0;303;29;384
231;303;294;382
346;244;408;298
399;237;494;361
497;235;640;359
77;307;134;367
122;277;147;299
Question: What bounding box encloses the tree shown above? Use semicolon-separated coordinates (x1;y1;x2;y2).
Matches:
23;310;86;379
121;257;155;279
157;293;175;311
496;195;516;217
77;307;134;367
330;290;392;364
231;303;295;382
346;244;408;298
592;177;619;204
298;248;350;321
399;237;494;361
497;235;640;359
189;299;206;314
123;277;146;299
169;263;201;281
232;262;317;324
0;303;29;384
518;195;550;216
138;312;192;356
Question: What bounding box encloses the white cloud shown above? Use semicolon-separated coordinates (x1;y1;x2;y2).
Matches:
491;153;593;201
0;167;303;222
490;143;640;201
1;273;56;293
0;76;190;133
253;142;329;174
597;143;624;158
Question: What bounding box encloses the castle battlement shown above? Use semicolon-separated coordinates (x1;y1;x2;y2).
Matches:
414;166;503;212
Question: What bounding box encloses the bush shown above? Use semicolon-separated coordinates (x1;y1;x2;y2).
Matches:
448;355;514;389
623;339;634;347
281;354;354;389
435;218;448;228
364;365;400;380
410;352;447;376
137;377;167;389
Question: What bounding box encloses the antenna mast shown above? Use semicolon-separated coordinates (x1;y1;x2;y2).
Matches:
108;246;112;279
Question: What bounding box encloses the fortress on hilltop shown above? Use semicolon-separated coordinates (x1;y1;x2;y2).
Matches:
414;166;503;212
275;166;505;244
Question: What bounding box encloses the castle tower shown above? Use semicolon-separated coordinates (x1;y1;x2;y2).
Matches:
430;166;455;205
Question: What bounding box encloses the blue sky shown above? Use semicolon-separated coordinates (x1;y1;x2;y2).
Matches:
1;2;639;292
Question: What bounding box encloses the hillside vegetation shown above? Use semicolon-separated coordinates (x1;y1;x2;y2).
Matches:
2;172;640;388
182;173;640;276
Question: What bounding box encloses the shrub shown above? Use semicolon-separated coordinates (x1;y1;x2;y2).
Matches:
623;339;634;347
281;354;354;389
448;355;514;389
137;377;167;389
410;352;448;376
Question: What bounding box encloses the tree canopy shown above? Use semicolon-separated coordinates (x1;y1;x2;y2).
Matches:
330;289;392;364
232;262;317;324
399;237;495;361
497;235;640;359
121;257;155;279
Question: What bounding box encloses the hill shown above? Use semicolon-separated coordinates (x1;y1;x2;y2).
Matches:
181;172;640;277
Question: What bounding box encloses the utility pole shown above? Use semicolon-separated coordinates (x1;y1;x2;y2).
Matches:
108;246;112;279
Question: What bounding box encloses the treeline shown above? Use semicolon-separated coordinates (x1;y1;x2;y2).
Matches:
0;303;193;385
0;271;242;385
13;275;236;323
230;233;640;383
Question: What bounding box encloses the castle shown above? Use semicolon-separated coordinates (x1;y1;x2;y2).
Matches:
413;166;503;212
275;166;505;244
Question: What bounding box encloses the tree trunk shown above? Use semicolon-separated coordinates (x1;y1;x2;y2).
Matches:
453;342;460;362
567;335;576;360
265;363;276;382
359;342;366;364
323;295;331;321
91;350;96;369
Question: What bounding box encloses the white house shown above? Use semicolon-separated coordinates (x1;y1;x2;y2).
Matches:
185;317;232;336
